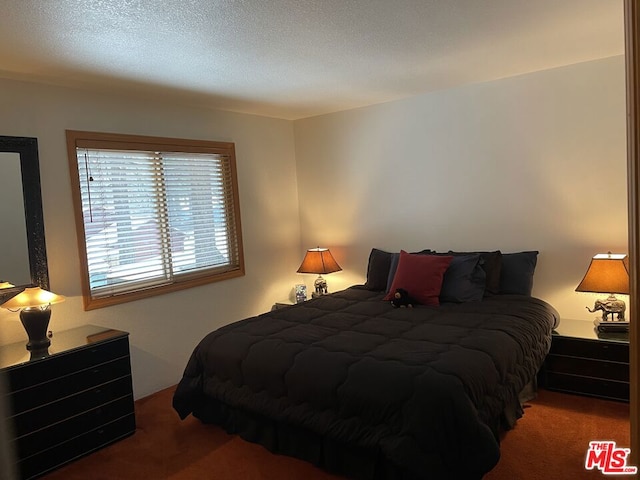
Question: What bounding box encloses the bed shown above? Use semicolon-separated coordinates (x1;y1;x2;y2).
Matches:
173;249;559;479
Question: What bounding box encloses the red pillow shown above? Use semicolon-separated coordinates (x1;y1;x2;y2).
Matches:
383;250;453;306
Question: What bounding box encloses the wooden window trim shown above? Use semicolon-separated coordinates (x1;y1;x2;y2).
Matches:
66;130;245;310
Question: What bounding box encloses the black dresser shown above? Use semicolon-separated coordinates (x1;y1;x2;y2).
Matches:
1;325;136;479
542;318;629;402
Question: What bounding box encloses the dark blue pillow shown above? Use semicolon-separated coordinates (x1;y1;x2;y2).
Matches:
439;254;486;303
500;251;539;295
385;253;401;293
448;250;502;296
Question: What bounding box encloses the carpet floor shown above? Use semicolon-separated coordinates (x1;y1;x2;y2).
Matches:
40;386;631;479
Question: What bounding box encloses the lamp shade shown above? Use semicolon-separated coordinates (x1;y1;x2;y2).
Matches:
0;281;15;289
575;253;629;295
297;248;342;275
1;287;65;310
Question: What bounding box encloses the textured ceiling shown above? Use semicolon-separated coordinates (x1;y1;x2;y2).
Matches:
0;0;624;120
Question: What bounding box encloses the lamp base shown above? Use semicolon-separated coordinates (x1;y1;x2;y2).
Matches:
586;294;626;322
594;318;629;333
20;308;52;351
313;275;328;297
29;347;51;361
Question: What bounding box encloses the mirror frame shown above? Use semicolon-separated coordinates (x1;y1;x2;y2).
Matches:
0;135;49;293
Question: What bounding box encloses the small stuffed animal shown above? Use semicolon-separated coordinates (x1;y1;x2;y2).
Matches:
391;288;414;308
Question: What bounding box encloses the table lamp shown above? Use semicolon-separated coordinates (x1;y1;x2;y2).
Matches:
575;252;629;322
297;247;342;297
1;287;65;350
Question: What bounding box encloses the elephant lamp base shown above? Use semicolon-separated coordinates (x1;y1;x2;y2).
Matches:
586;294;626;322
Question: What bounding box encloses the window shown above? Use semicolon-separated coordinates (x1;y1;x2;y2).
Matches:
66;131;244;310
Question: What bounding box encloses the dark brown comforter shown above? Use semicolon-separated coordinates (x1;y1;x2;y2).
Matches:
173;286;559;479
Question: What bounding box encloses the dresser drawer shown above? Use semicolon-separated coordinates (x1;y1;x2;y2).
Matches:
7;356;132;415
546;372;629;401
17;413;136;480
14;395;135;459
11;375;133;437
550;337;628;363
545;355;629;382
5;337;130;392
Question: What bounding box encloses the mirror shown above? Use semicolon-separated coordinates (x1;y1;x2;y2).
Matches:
0;153;30;285
0;136;49;301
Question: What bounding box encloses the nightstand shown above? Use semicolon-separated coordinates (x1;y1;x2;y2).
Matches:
272;301;292;310
541;318;629;402
1;325;136;479
272;299;300;310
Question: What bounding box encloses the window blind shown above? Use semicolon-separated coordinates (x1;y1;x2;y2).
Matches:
76;147;241;299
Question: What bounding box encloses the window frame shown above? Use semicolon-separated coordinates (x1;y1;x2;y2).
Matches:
66;130;245;310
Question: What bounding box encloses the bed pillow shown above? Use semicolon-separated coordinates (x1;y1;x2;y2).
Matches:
499;251;539;295
384;250;453;306
385;249;433;293
364;248;394;291
438;254;486;303
385;253;400;293
448;250;502;296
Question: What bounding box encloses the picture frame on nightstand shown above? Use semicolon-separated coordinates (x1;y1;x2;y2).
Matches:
295;284;307;303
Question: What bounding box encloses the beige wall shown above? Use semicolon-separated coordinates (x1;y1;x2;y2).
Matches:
0;78;302;398
294;56;628;321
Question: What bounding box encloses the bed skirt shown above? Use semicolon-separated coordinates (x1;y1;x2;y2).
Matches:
185;393;525;480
